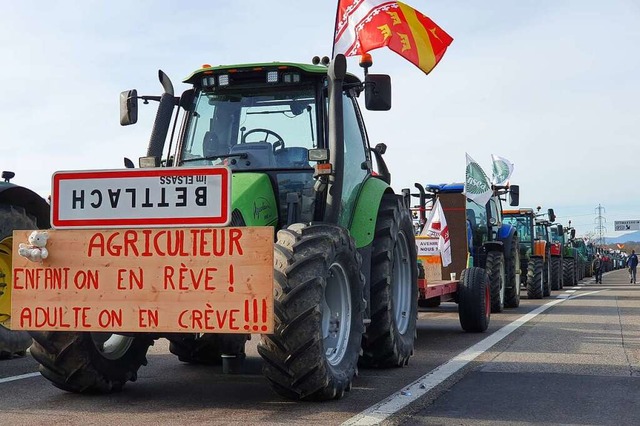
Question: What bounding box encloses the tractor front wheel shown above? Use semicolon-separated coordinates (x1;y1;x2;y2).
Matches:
504;236;521;308
551;257;562;290
458;267;490;332
563;258;576;286
527;257;544;299
258;223;365;401
30;332;153;392
487;251;506;313
360;194;417;368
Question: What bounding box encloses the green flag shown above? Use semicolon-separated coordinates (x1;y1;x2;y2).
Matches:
491;154;514;186
463;153;492;206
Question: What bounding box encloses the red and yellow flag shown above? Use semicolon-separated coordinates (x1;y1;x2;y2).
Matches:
333;0;453;74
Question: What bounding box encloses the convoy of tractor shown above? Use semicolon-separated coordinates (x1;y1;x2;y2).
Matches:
0;54;628;403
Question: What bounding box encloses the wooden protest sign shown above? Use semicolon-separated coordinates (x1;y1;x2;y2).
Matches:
11;227;273;333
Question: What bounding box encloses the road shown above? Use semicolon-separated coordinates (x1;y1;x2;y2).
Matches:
1;269;638;425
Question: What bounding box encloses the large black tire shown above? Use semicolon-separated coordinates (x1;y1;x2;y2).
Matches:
458;267;490;332
486;251;506;313
504;236;521;309
526;257;544;299
563;258;576;286
543;258;551;297
0;324;32;359
360;195;417;368
0;204;38;357
551;257;562;291
30;332;153;392
168;333;248;365
257;223;365;401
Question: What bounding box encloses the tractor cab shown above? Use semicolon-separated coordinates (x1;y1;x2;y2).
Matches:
121;60;392;233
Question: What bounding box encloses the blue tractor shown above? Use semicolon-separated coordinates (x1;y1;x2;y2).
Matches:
416;182;520;312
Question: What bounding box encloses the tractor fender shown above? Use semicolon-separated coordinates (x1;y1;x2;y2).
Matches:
483;240;504;253
497;223;514;241
0;183;50;228
349;176;392;248
498;224;517;255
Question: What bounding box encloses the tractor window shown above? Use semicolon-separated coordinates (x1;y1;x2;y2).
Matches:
535;224;548;241
489;197;502;223
466;199;488;247
339;92;369;227
180;87;317;170
504;215;532;243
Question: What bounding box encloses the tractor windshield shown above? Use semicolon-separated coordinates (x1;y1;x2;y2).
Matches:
535;224;548;241
179;87;318;170
503;215;532;244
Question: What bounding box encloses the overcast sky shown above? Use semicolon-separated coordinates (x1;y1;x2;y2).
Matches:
1;1;639;237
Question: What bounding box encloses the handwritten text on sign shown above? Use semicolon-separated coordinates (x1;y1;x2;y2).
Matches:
416;237;440;256
11;227;273;333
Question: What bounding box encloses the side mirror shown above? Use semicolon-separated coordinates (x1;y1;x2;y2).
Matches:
374;143;387;155
364;74;391;111
120;89;138;126
556;224;564;236
547;208;556;222
570;229;576;239
508;184;519;206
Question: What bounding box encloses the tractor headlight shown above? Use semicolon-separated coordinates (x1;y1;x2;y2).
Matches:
266;71;278;83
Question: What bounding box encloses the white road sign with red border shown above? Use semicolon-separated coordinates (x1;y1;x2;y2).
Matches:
51;167;231;228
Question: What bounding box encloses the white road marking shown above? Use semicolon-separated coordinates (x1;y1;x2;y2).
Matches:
0;372;40;384
565;290;577;293
342;289;604;426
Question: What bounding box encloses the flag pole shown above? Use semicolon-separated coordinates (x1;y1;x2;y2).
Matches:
331;0;342;58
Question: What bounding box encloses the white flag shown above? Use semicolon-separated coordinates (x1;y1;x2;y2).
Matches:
491;154;514;186
421;198;452;267
463;153;493;206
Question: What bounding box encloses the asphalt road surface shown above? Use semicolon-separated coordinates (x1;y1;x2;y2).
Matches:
1;269;638;425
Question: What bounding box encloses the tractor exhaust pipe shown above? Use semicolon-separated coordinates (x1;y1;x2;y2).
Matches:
147;70;177;159
324;54;346;223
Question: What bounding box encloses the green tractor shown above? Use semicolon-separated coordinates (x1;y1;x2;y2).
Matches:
0;171;50;358
560;222;581;286
502;207;557;299
27;55;418;401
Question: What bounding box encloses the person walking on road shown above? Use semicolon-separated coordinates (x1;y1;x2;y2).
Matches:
627;250;638;284
593;254;604;284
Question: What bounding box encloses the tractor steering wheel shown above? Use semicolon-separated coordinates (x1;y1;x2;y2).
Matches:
241;128;285;152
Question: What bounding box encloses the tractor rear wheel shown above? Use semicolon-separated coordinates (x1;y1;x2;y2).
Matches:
258;223;365;401
551;257;562;290
526;257;544;299
0;204;37;358
30;332;153;392
486;251;506;313
504;236;520;308
458;267;490;332
360;195;417;368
